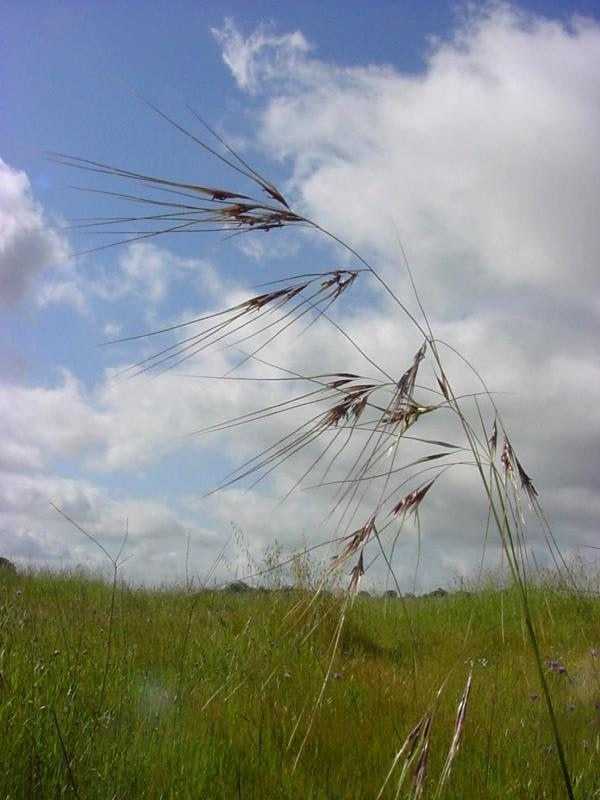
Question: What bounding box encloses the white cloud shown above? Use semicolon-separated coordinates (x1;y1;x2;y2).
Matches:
0;470;220;584
0;338;274;475
33;240;221;318
235;233;300;263
119;242;185;303
37;279;88;313
222;7;600;311
103;321;123;338
0;371;103;471
212;18;311;93
88;241;208;303
0;158;70;305
0;291;597;588
206;7;600;582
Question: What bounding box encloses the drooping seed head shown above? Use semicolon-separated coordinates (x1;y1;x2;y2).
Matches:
348;551;365;594
391;480;435;519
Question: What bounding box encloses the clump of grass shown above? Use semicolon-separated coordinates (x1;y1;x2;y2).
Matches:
45;100;591;797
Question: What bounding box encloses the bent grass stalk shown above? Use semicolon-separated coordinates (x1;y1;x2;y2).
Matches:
54;101;576;798
50;503;130;715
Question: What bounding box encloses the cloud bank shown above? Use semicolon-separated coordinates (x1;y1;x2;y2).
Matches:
0;158;69;305
2;6;599;588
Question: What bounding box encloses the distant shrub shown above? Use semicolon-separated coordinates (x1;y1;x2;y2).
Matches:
0;556;16;574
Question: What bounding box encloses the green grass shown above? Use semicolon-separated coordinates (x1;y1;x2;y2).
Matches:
1;569;599;799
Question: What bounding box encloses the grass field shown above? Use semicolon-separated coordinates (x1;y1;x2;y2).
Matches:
1;569;599;799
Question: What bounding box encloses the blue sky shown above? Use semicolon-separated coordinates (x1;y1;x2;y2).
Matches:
1;1;599;587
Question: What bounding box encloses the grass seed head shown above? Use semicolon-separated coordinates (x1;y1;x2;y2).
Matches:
501;435;538;504
392;480;435;519
332;519;375;569
437;670;473;792
348;551;365;594
412;716;432;799
488;420;498;457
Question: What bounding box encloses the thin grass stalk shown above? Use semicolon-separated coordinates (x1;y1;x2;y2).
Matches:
311;221;574;798
51;708;81;800
51;505;130;716
55;107;577;796
98;561;119;713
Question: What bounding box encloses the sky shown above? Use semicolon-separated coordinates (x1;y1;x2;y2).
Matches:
1;0;599;589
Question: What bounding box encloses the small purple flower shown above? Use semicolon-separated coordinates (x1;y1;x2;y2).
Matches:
546;658;567;675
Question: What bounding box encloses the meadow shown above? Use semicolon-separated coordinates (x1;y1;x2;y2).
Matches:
1;567;599;799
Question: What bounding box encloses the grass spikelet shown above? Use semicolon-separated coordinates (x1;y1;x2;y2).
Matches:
436;668;473;796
